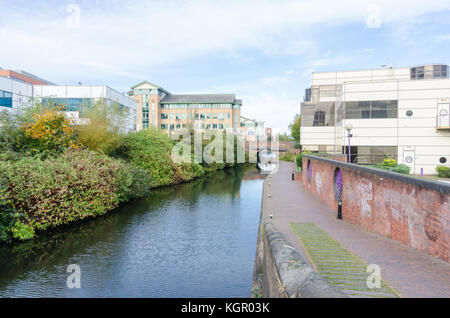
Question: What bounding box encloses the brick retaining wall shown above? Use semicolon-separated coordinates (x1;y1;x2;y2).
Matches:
302;155;450;262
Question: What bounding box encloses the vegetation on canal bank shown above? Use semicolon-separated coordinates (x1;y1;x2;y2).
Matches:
0;103;249;243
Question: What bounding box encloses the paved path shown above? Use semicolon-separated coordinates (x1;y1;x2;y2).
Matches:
264;161;450;298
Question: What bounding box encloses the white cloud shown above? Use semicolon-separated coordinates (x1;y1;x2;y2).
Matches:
0;0;449;131
1;0;449;74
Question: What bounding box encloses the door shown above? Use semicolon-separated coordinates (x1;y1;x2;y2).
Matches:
403;150;415;174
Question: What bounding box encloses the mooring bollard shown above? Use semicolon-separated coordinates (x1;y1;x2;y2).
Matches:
337;201;342;220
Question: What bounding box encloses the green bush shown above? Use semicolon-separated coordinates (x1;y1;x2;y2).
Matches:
279;151;295;162
391;164;410;175
372;162;410;175
296;153;302;168
110;128;239;188
436;165;450;178
0;149;151;242
109;128;179;188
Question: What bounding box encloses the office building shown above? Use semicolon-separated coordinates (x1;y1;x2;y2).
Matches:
129;81;242;133
300;64;450;174
34;85;137;131
0;70;137;132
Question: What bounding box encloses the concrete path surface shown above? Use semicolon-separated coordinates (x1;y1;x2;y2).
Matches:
263;161;450;298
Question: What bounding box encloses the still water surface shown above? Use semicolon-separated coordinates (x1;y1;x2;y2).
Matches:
0;167;264;297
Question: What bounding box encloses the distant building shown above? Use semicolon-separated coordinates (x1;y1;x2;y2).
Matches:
300;64;450;175
129;81;242;133
0;70;137;132
239;116;265;141
0;75;34;111
0;69;54;85
34;85;137;132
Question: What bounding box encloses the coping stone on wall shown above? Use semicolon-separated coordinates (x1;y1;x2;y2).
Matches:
303;155;450;195
265;222;347;298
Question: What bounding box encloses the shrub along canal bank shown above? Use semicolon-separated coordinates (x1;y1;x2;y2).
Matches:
0;104;251;243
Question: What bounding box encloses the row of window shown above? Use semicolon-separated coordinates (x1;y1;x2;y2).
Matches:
159;113;231;120
343;146;398;165
160;103;238;109
345;100;398;119
0;89;13;107
160;123;231;130
410;65;448;80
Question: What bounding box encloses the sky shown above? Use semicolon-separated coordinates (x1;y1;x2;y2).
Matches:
1;0;450;134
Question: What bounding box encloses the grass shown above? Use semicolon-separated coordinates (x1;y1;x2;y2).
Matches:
290;222;400;298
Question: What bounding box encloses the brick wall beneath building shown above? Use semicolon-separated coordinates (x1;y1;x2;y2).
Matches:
302;155;450;262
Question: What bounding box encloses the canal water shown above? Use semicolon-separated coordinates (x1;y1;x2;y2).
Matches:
0;167;265;297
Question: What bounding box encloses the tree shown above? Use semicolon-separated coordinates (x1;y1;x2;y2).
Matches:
77;100;128;154
289;114;301;143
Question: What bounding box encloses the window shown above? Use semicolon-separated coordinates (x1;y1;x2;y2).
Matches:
213;124;217;129
161;113;168;119
200;113;205;120
345;100;397;119
227;113;230;119
347;146;398;164
313;111;325;126
170;124;174;131
219;124;223;129
433;65;448;78
301;101;336;127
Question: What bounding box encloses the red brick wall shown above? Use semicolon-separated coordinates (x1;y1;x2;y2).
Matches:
0;70;49;85
302;155;450;262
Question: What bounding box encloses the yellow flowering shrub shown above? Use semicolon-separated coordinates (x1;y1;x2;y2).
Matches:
22;110;83;156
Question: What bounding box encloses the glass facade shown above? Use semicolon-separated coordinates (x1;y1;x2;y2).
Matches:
301;102;335;127
410;65;449;80
41;98;95;112
0;90;13;108
345;100;397;119
343;146;398;165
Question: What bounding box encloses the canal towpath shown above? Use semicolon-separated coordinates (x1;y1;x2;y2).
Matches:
262;161;450;298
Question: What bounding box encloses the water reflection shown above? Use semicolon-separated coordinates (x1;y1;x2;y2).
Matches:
0;167;264;298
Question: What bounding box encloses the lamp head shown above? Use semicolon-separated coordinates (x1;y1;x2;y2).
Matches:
345;123;353;131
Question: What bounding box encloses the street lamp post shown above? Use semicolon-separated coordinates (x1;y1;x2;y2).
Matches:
345;123;353;163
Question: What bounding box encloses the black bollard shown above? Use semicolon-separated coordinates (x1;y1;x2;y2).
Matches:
337;201;342;220
292;172;295;181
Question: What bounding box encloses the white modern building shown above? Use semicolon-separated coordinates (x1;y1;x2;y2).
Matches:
0;71;137;132
33;85;137;132
300;64;450;175
0;74;33;112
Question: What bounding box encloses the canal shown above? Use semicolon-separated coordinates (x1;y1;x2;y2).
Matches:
0;167;265;297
